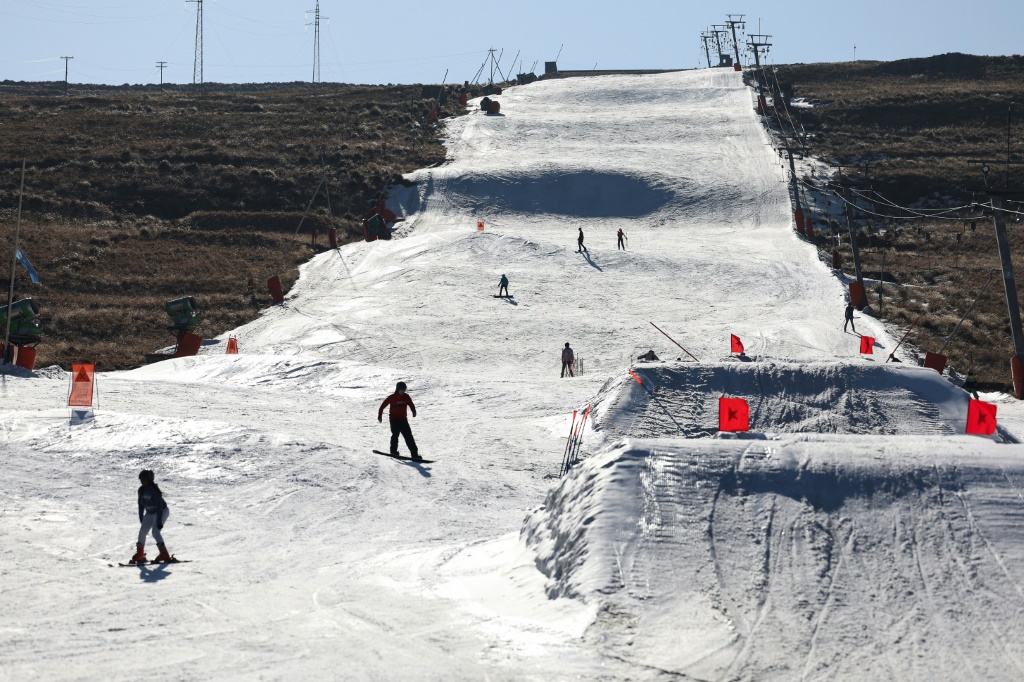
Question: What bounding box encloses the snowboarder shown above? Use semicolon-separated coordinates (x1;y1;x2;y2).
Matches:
561;342;575;378
577;228;587;253
617;228;626;250
131;469;172;564
498;274;509;298
844;303;856;333
964;369;980;399
378;381;421;462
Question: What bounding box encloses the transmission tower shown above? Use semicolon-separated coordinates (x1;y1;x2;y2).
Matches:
306;2;329;83
187;0;204;85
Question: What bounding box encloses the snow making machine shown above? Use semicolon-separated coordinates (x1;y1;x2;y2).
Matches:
1;298;42;367
164;296;203;356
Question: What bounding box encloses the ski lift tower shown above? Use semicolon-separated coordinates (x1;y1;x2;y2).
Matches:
725;14;746;67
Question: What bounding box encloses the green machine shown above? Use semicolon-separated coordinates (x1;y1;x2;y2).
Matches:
1;298;41;344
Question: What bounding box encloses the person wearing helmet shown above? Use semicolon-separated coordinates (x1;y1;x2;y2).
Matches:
378;381;421;461
561;342;575;378
131;470;172;564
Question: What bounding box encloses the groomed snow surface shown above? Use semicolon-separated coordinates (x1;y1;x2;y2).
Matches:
3;70;1024;681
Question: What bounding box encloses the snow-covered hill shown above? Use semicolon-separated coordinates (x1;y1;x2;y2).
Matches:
3;69;1024;681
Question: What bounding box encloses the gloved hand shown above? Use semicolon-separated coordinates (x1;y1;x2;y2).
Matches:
378;415;382;423
157;523;163;530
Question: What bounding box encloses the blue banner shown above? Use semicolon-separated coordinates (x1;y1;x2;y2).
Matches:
15;248;40;284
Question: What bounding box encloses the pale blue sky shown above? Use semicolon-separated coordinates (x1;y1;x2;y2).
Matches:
0;1;1020;85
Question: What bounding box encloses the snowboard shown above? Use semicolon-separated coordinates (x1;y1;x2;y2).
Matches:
493;295;514;299
114;558;190;567
372;450;435;464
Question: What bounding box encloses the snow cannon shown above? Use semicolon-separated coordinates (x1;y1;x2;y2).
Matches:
164;297;201;331
0;298;42;344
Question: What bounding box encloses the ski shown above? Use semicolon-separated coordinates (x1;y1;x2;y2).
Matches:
372;450;434;464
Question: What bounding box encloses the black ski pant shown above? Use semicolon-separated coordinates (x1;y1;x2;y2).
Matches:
390;419;418;457
618;236;625;250
499;285;508;297
577;241;587;252
844;317;855;333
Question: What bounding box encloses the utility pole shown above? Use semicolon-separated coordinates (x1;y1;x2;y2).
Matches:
746;34;771;94
187;0;203;85
156;61;167;85
725;15;745;67
60;56;73;95
306;2;329;84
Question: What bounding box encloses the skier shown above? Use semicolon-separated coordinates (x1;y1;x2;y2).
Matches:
561;342;575;378
617;228;626;250
378;381;421;461
844;303;856;333
131;469;172;564
577;228;587;253
498;274;509;298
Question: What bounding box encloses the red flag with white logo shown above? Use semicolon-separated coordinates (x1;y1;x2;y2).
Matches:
966;399;997;436
719;397;749;432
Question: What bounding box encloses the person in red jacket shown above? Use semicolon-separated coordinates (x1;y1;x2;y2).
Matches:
378;381;421;461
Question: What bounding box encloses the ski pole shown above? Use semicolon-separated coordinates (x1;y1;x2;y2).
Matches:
562;409;586;476
568;405;591;471
559;411;577;476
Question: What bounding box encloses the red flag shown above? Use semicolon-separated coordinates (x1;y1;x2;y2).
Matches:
730;334;744;354
719;397;749;432
68;363;95;407
859;336;875;354
226;337;239;354
966;399;997;436
629;370;643;386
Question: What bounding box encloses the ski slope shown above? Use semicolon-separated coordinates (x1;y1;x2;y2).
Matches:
3;69;1024;681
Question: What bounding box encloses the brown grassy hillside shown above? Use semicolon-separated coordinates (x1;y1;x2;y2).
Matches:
775;54;1024;387
0;82;465;370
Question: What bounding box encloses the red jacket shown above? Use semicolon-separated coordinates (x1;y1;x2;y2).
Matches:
379;392;416;420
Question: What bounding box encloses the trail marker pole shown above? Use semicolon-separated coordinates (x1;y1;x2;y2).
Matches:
649;322;699;362
886;316;919;364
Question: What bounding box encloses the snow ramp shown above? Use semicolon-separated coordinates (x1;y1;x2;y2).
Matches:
525;437;1024;680
589;360;990;440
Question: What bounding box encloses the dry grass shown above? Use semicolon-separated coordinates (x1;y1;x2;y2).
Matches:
0;81;467;369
